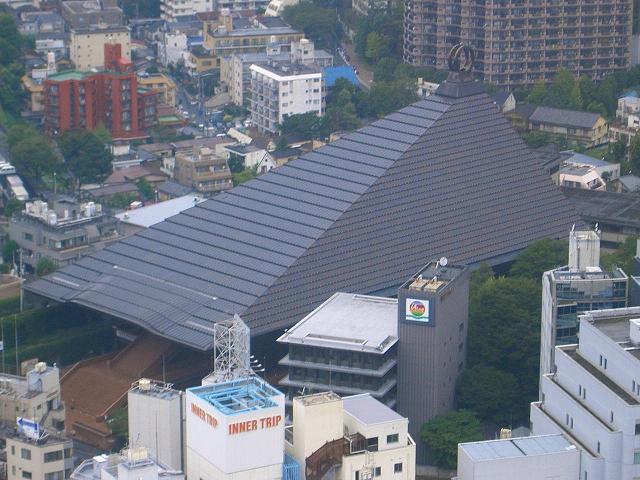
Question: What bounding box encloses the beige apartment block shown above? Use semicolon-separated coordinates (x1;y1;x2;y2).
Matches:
70;26;131;71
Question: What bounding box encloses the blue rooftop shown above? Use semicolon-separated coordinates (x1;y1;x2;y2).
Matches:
188;377;282;416
620;90;639;98
323;66;359;88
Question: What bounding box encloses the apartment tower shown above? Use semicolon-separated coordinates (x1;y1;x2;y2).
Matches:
404;0;633;87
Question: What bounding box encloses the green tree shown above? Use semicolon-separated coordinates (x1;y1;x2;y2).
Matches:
58;130;113;184
10;135;58;180
373;57;398;82
2;239;18;263
279;112;322;139
232;167;257;186
546;69;576;108
421;410;482;469
36;257;57;277
527;80;547;105
365;32;383;61
606;139;627;164
3;198;22;218
467;276;542;417
228;153;246;173
508;238;568;280
283;2;340;50
456;365;519;424
601;236;638;274
520;131;551;148
630;134;640;175
93;123;112;146
136;178;154;200
107;192;137;210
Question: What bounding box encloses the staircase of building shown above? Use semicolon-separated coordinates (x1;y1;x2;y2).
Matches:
305;434;366;480
60;334;173;449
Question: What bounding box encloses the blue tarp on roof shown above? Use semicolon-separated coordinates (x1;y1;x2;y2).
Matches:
323;66;359;88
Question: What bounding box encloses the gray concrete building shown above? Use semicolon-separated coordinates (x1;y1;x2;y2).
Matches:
9;198;120;270
396;260;469;463
404;0;633;87
277;292;399;409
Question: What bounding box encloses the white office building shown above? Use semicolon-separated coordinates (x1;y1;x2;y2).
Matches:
540;230;628;378
531;307;640;480
286;392;415;480
250;61;323;134
455;434;580;480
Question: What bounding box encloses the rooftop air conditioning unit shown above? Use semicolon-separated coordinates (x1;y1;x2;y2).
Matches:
139;378;152;391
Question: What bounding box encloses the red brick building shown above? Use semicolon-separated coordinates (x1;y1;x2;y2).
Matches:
44;44;157;140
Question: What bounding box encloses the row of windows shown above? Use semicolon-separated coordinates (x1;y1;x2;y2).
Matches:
354;462;403;479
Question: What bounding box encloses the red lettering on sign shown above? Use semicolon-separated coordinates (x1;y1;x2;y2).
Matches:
191;403;217;428
228;415;283;435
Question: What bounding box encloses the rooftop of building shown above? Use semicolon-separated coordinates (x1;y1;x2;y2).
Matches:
188;376;281;416
47;70;88;82
252;60;320;77
582;307;640;345
295;391;341;406
617;174;640;192
62;0;122;14
343;394;404;425
116;195;206;228
157;180;193;197
491;91;512;105
401;260;467;294
459;434;576;461
530;106;603;129
70;25;129;34
5;427;71;447
277;292;398;354
559;165;593;176
562;151;614;169
214;25;299;38
129;379;182;400
550;265;627;282
562;187;640;230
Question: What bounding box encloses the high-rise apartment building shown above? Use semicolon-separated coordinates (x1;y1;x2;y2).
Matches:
404;0;633;87
540;230;628;378
44;44;157;139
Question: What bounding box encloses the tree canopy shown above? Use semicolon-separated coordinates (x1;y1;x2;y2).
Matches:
508;238;568;279
420;410;482;469
58;130;113;184
8;125;58;180
0;14;26;116
282;2;340;50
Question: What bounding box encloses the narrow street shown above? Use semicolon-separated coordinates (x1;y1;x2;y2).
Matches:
340;40;374;90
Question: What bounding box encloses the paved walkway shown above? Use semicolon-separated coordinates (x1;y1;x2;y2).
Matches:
340;40;374;90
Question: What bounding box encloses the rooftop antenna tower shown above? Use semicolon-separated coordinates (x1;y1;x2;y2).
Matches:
204;314;251;385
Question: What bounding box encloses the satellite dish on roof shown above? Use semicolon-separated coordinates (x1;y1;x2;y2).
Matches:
439;256;448;267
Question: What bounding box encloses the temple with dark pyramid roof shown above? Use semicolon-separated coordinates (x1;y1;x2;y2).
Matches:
26;65;577;350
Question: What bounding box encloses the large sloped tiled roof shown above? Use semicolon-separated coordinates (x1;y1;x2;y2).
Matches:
26;76;577;351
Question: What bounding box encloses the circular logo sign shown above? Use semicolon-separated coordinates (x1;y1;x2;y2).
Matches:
409;301;426;318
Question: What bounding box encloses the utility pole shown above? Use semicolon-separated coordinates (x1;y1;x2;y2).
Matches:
14;314;18;376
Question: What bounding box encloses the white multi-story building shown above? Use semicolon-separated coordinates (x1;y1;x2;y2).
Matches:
286;392;415;480
455;434;580;480
160;0;213;21
540;230;628;380
250;61;323;134
531;307;640;480
7;431;73;480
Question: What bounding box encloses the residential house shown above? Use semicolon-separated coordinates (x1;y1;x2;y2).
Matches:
138;73;178;106
225;143;276;173
174;145;233;195
610;92;640;146
69;25;131;71
529;106;608;147
491;91;516;113
612;174;640;193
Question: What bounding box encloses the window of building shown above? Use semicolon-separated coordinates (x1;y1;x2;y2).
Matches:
355;471;360;480
597;441;600;453
387;434;399;444
366;437;378;452
394;463;403;473
22;472;32;479
45;472;64;480
374;467;381;477
21;448;31;460
635;450;640;464
44;450;63;462
11;446;15;455
610;411;614;423
24;233;33;242
636;423;640;435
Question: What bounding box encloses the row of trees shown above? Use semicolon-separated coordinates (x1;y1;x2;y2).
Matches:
525;66;640;118
282;1;341;51
7;123;113;188
0;13;27;117
280;77;417;139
